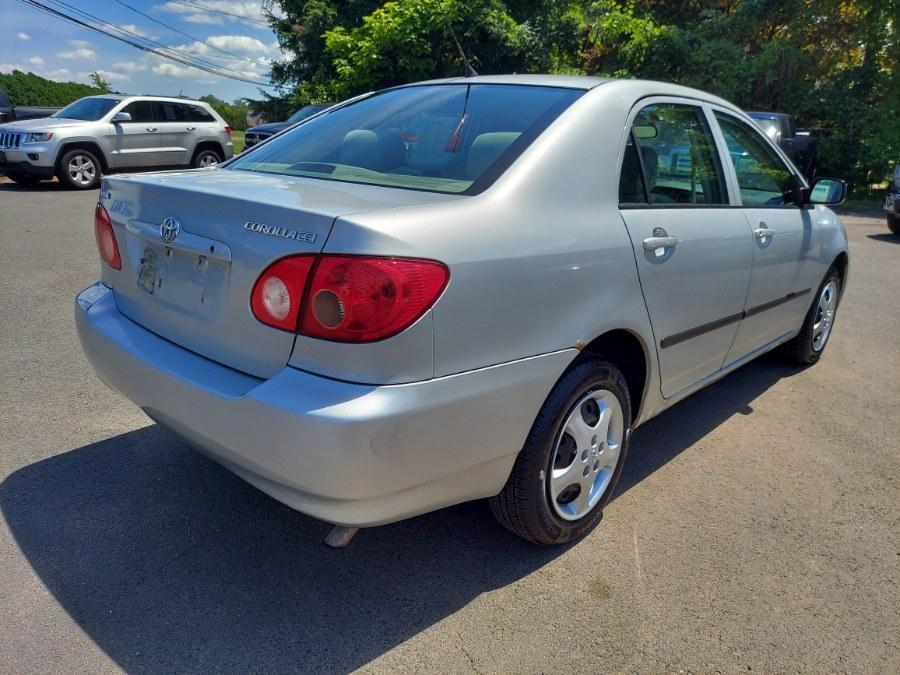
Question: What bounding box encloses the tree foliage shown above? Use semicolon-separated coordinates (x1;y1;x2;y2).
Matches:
198;95;250;131
259;0;897;189
0;70;106;106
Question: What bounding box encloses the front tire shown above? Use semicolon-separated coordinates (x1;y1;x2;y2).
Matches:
57;149;101;190
490;358;631;546
783;268;841;365
888;213;900;236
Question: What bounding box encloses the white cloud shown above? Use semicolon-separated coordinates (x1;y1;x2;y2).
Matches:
155;1;275;24
120;24;158;40
58;48;97;60
153;62;201;78
184;12;223;25
78;69;130;83
43;68;73;82
17;32;30;40
0;63;25;73
113;60;148;74
206;35;269;54
28;56;44;66
69;39;91;49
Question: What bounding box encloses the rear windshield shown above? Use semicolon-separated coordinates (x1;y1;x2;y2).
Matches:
228;84;583;194
52;97;119;121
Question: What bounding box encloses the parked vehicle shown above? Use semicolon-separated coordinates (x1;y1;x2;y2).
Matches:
0;94;233;189
75;76;849;547
885;164;900;235
0;87;59;124
748;111;821;180
242;104;330;151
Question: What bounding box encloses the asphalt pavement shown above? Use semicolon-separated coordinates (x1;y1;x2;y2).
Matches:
1;178;898;673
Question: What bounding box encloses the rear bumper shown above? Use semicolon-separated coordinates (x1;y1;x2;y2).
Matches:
75;283;574;526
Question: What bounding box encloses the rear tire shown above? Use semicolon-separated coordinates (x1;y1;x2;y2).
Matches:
782;268;841;365
191;147;223;168
57;148;101;190
888;213;900;236
490;358;631;546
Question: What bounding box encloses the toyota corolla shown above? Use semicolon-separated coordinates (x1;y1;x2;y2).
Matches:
76;75;849;546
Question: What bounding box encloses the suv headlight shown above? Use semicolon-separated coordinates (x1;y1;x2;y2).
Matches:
24;132;54;143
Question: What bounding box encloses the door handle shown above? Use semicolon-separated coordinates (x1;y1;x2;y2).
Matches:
186;126;196;131
754;224;775;245
146;126;158;132
642;227;679;252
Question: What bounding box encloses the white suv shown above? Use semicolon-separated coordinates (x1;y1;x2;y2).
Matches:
0;95;233;189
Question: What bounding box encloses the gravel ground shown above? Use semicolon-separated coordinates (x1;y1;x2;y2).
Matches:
1;178;898;673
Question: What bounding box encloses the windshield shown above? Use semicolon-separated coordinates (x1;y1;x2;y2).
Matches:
287;105;327;124
228;84;583;194
52;97;120;121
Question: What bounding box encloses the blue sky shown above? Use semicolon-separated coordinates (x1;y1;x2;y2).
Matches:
1;1;286;102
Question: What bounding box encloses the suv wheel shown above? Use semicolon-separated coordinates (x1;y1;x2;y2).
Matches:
888;213;900;236
192;147;223;168
57;149;101;190
490;358;631;545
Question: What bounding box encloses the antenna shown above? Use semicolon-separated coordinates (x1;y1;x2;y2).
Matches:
444;16;478;77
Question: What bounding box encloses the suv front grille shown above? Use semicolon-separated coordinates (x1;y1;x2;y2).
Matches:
0;131;23;149
244;132;271;148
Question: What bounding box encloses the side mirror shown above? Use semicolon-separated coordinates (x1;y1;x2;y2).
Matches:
807;177;847;206
111;112;132;123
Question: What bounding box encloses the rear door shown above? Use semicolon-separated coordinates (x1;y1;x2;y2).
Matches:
618;99;754;398
110;99;161;168
711;109;813;363
153;101;192;166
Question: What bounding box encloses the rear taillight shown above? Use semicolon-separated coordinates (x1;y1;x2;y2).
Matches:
249;254;449;342
250;255;316;331
94;202;121;270
224;125;232;137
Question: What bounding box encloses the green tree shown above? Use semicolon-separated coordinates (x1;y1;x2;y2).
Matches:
88;71;111;93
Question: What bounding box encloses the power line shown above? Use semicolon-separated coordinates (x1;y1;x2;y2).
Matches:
164;0;270;27
112;0;251;62
16;0;280;87
44;0;259;77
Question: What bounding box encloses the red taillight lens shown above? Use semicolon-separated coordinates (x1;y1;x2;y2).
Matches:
300;256;449;342
94;202;121;270
250;255;316;331
224;125;232;137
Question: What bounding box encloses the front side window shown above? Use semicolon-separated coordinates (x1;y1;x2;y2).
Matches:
228;84;583;194
624;103;727;205
120;100;155;123
715;112;796;206
52;97;119;121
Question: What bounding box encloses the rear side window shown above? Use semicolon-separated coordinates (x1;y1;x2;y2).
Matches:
227;84;583;194
154;102;190;122
715;113;796;206
619;134;648;204
120;100;155;123
186;104;215;122
623;103;727;205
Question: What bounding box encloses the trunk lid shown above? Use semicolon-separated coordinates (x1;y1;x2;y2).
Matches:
102;168;459;378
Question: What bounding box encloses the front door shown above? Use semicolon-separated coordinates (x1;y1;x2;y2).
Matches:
712;110;812;363
108;100;161;168
618;101;754;398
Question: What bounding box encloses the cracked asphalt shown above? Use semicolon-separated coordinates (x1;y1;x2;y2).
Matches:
1;178;898;672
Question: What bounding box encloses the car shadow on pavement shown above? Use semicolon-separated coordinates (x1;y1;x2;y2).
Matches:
1;357;799;672
867;233;900;244
0;179;65;192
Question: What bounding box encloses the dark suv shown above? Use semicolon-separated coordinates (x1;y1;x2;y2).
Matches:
243;104;329;151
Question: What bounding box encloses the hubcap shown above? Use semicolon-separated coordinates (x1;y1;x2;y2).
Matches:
68;154;96;186
812;280;838;351
548;389;625;521
199;153;218;167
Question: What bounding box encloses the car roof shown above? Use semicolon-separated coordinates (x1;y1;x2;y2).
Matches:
405;74;612;90
78;94;208;105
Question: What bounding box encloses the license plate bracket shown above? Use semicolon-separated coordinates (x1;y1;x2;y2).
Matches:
137;247;158;294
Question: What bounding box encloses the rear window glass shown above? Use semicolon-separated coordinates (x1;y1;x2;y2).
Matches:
227;84;583;194
186;104;215;122
155;102;190;122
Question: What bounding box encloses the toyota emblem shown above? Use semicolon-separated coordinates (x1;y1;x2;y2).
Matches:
160;217;181;243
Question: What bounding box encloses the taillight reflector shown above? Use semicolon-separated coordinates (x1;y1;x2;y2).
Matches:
94;202;121;270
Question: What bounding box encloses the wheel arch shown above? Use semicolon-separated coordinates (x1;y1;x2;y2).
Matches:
56;140;109;173
191;140;225;162
831;250;849;300
572;328;650;427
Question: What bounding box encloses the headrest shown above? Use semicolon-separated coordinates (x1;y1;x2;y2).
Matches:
467;132;521;179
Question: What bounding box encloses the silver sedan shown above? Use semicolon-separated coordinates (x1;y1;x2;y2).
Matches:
75;75;848;546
